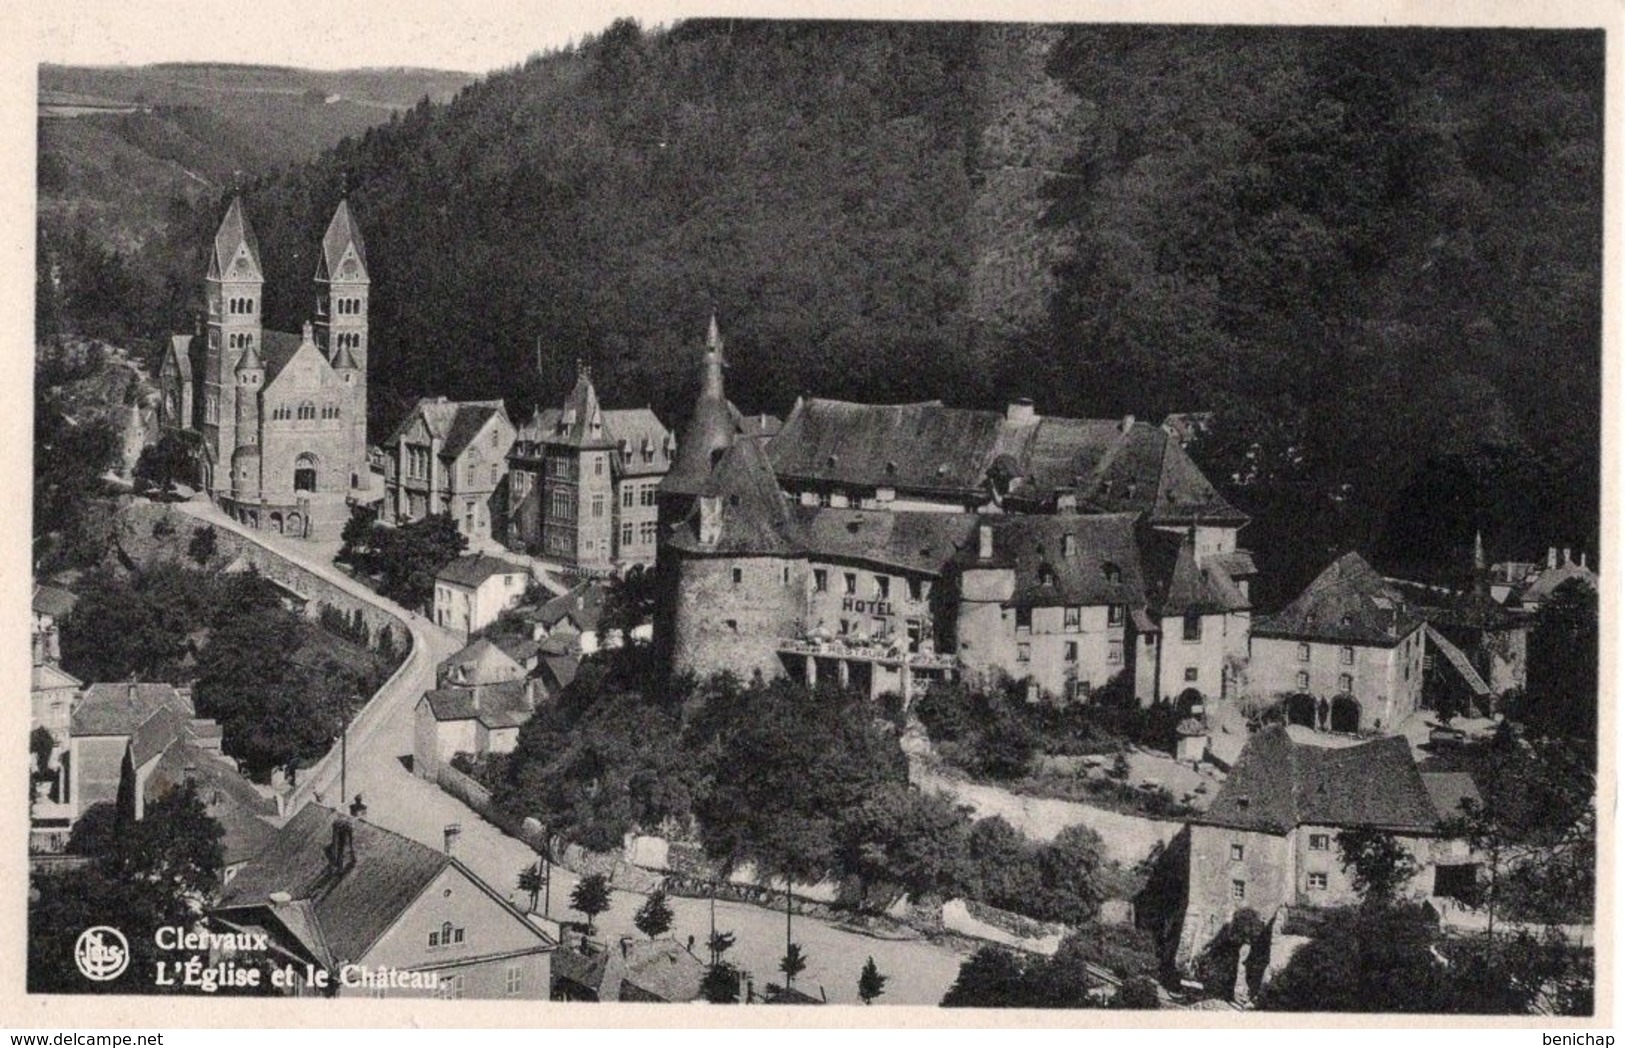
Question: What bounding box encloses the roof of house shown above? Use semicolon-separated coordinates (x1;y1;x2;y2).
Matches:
255;329;316;385
1195;726;1443;835
146;737;280;865
215;805;458;967
555;939;706;1002
32;662;82;691
533;582;608;633
1423;625;1492;699
966;513;1149;609
128;704;193;767
166;335;194;383
72;683;195;737
33;583;79;619
793;506;977;577
1517;560;1599;606
387;397;510;460
318;198;368;281
731;407;783;441
436;552;528;588
1421;771;1482;826
489;634;543;666
767;400;1245;525
420;681;536;729
1254;552;1423;647
603;408;672;478
438;638;525;686
209;197;263;282
1147;532;1250;617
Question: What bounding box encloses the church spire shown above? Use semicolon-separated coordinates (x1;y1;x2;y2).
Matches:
661;316;740;498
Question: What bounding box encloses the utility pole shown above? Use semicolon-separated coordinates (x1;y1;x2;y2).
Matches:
338;726;348;804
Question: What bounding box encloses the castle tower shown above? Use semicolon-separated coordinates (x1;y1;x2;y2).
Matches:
658;315;738;529
231;337;264;499
205;197;264;494
315;198;369;489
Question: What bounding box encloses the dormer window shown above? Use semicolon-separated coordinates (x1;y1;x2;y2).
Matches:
1062;534;1077;559
1102;562;1121;584
1038;564;1056;587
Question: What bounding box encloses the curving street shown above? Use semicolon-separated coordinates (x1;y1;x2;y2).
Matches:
178;500;972;1005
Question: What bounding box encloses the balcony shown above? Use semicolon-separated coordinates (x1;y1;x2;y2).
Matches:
776;636;958;672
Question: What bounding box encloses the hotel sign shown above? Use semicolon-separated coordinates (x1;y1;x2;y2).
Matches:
842;597;894;617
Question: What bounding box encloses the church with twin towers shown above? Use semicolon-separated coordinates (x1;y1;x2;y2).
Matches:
160;196;377;540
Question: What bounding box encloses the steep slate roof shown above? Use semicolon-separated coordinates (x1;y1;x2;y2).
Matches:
1423;625;1492;699
667;436;801;556
420;681;536;729
208;197;263;282
603;408;672;477
256;329;314;385
1517;560;1599;606
1196;726;1442;835
1254;552;1422;647
664;317;741;497
768;402;1246;525
128;704;192;767
792;507;977;577
555;939;706;1002
730;407;783;441
165;336;194;383
216;805;454;966
1147;532;1250;617
386;398;508;459
534;582;607;633
1421;772;1482;825
967;513;1149;609
317;198;369;280
435;552;528;588
72;683;195;736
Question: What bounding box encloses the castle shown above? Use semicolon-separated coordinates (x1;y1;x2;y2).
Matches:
160;197;376;540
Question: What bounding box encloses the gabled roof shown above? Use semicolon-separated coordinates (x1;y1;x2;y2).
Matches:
420;681;536;729
1254;552;1423;647
32;662;81;691
438;637;525;687
72;683;194;736
257;329;321;386
317;199;369;283
216;805;453;965
1423;625;1491;699
667;436;800;556
387;398;509;460
1421;772;1482;825
1517;560;1599;606
555;939;706;1003
730;407;783;441
1196;726;1443;835
164;336;194;384
128;704;192;767
436;552;528;588
534;582;607;633
32;583;79;619
602;408;672;477
208;197;263;283
768;398;999;497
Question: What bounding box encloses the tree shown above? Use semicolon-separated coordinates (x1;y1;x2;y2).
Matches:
1029;824;1108;925
778;942;808;990
29;726;55;777
1114;976;1162;1010
337;504;380;571
133;431;199;495
707;929;737;966
518;862;544;914
857;956;887;1005
1337;828;1421;905
570;873;612;935
187;525;218;566
634;888;674;939
700;961;742;1004
371;513;466;610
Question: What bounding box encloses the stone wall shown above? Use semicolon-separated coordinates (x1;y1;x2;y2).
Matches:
671;554;806;681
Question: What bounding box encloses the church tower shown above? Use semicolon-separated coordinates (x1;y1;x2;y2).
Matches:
205;197;264;494
315;198;369;488
231;337;264;500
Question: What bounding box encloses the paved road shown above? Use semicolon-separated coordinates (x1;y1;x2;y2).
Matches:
179;500;971;1005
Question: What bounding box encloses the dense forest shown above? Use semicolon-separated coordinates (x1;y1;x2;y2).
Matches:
37;21;1603;600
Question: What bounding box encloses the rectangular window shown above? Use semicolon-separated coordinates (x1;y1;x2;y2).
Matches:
814;570;828;593
1015;607;1032;634
1108;639;1123;665
594;457;604;476
506;965;523;996
453;928;464;944
1064;607;1082;632
1064;641;1078;663
641;485;657;507
622;487;634;508
907;578;924;602
1338;673;1353;693
731;567;743;586
1298;642;1311;662
1017;643;1031;664
1296;670;1310;691
428;931;439;947
1184;667;1199;682
490;463;501;484
1107;604;1124;627
1340;645;1354;665
466;462;477;485
875;576;890;600
639;520;658;544
1230;843;1245;862
1183;614;1202;641
1309;833;1330;852
1231;879;1246;901
844;573;857;596
1308;872;1328;891
621;522;634;546
592;495;606;519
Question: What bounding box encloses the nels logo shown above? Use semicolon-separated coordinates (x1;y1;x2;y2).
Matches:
74;926;130;982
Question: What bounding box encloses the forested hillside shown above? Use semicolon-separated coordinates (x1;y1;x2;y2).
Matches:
40;21;1602;599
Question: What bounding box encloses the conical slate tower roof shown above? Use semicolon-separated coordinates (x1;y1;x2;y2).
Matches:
317;198;369;282
208;197;263;282
669;436;801;556
662;315;738;496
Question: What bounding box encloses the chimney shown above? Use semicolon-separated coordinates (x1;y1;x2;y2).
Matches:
1580;552;1588;569
1548;547;1558;569
1562;548;1571;566
1120;414;1136;434
1006;398;1035;423
1062;533;1077;560
1055;487;1077;513
301;320;314;344
443;823;461;856
620;936;635;959
978;523;994;561
328;816;356;874
698;496;723;546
